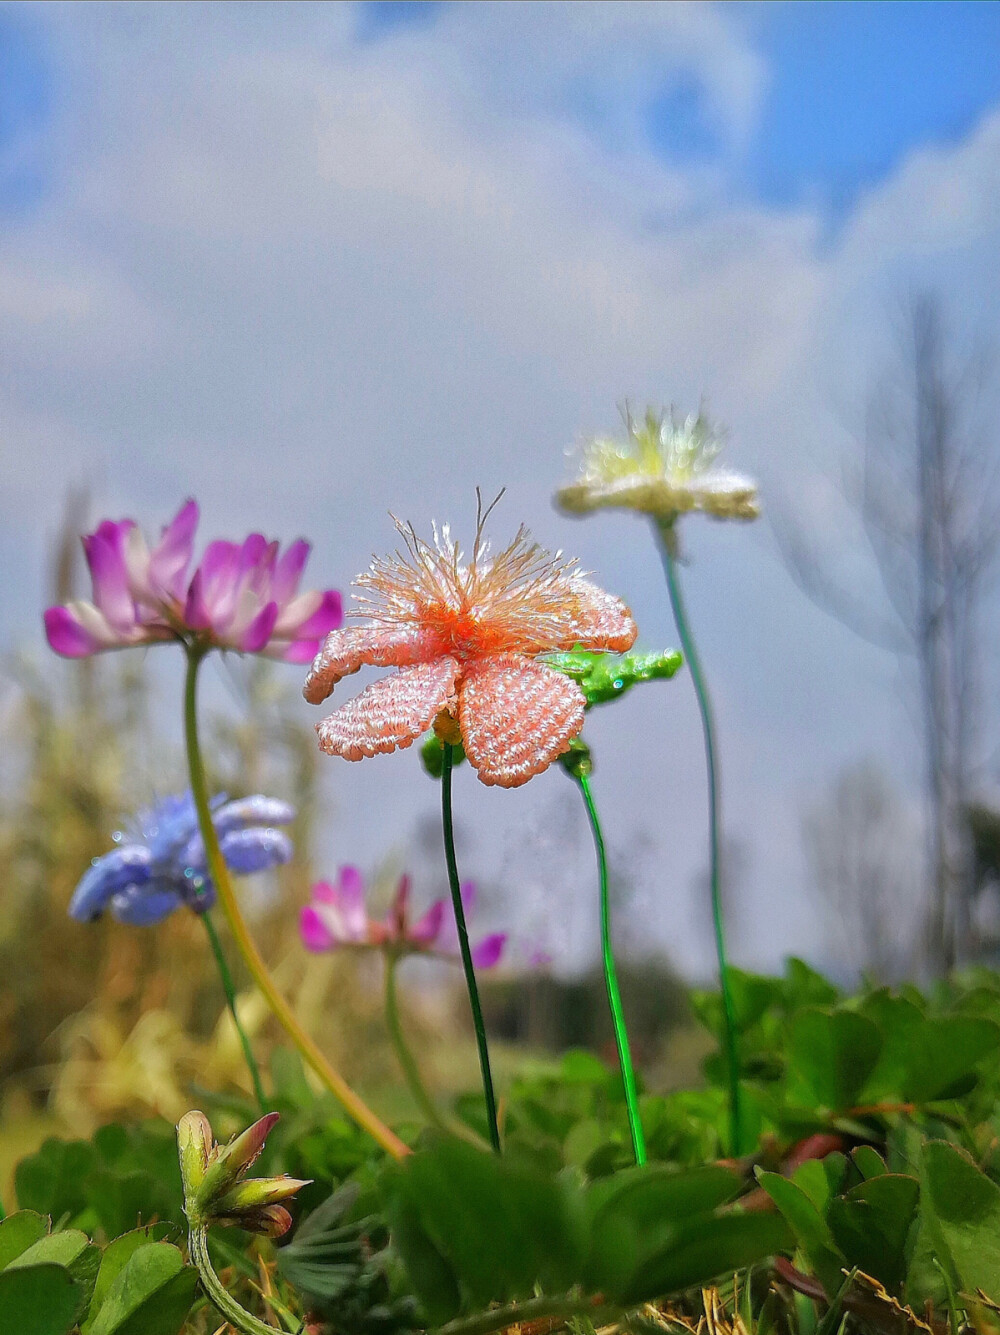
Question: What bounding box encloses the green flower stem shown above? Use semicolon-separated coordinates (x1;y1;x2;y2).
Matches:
434;1294;622;1335
656;523;743;1156
441;742;501;1153
572;770;646;1165
384;954;450;1133
189;1224;299;1335
200;910;268;1114
182;643;409;1161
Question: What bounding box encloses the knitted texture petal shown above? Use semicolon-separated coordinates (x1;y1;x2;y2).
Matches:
458;654;585;788
316;656;460;761
303;626;445;704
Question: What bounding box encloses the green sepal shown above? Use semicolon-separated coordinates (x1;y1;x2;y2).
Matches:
542;648;683;707
420;734;466;779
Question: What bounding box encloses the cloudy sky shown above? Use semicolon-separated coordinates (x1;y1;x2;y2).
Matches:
2;1;1000;977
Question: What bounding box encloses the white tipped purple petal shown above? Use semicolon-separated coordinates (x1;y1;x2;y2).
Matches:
274;589;343;638
44;605;101;658
271;539;310;605
337;866;370;938
149;499;199;599
84;522;138;633
409;899;446;945
69;845;153;920
300;904;335;951
236;602;279;653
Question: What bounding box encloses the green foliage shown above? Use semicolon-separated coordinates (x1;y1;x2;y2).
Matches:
381;1135;791;1324
0;1212;196;1335
15;1122;185;1236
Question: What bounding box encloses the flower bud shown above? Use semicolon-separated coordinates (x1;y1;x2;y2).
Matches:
177;1109;310;1237
177;1110;214;1198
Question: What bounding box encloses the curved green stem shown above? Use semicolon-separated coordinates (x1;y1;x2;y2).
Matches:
384;955;450;1132
182;643;409;1161
200;910;268;1114
441;743;500;1152
657;523;743;1156
435;1293;622;1335
189;1224;299;1335
574;771;646;1165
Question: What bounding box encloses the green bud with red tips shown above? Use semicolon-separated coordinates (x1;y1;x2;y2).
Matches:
177;1109;309;1238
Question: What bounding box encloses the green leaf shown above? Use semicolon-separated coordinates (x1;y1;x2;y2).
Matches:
784;959;839;1009
787;1009;882;1111
857;993;925;1100
902;1017;1000;1103
82;1228;174;1335
583;1165;741;1296
382;1173;461;1326
270;1046;315;1107
87;1242;197;1335
15;1137;99;1222
617;1212;794;1305
0;1263;81;1335
0;1210;48;1269
6;1229;91;1272
827;1174;920;1292
757;1171;847;1298
852;1146;888;1180
919;1140;1000;1304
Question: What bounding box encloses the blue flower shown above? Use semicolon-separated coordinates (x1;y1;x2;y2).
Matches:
70;792;296;926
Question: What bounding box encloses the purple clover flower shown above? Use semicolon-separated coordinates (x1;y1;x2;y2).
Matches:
70;792;296;926
44;500;342;662
300;867;506;969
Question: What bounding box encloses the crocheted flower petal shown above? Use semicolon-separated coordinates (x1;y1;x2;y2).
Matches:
316;657;460;761
303;627;444;704
546;576;638;653
459;654;585;788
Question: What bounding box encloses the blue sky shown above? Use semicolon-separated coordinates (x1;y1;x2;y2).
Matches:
5;2;1000;219
1;1;998;976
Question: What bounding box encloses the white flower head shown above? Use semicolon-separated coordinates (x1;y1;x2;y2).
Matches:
556;406;759;526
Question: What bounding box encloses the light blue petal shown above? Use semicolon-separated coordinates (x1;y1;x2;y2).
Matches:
214;796;296;838
69;846;152;921
109;882;183;926
220;827;294;874
176;832;208;878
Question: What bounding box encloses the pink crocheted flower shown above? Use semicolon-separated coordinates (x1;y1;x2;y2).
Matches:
300;866;505;968
303;507;637;787
44;500;341;662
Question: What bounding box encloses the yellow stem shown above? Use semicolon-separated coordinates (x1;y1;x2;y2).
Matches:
183;644;408;1161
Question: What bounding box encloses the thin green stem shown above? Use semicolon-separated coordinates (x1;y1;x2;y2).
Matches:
384;954;450;1132
189;1224;300;1335
657;523;743;1156
574;771;646;1165
434;1294;621;1335
200;910;268;1114
182;643;409;1161
441;742;500;1153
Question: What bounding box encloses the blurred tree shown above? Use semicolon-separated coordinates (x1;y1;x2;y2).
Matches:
804;760;917;982
778;296;1000;972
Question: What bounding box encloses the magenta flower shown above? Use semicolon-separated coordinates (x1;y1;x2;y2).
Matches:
300;866;506;969
44;500;342;662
